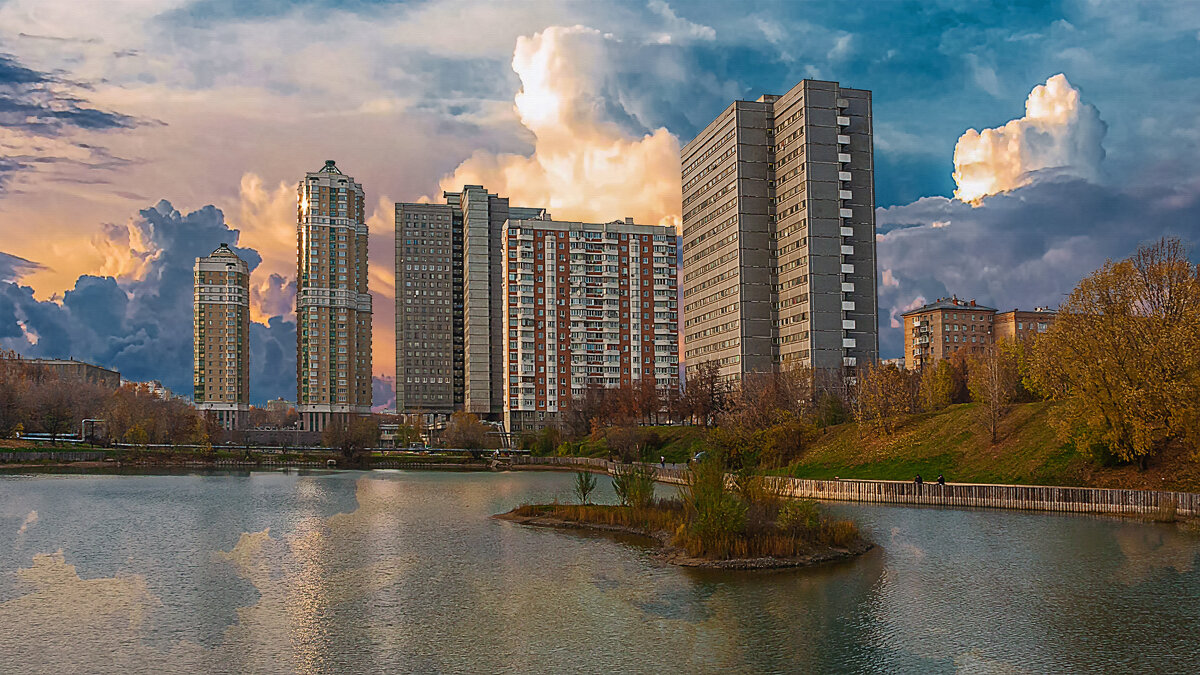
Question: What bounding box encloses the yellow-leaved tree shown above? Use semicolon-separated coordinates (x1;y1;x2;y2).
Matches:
1029;238;1200;467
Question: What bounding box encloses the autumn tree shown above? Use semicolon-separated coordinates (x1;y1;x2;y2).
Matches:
918;360;955;413
682;361;728;426
853;362;916;435
968;344;1020;443
1029;237;1200;466
443;411;493;449
323;416;380;460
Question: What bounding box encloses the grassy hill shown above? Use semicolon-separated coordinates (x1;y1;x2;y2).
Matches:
777;401;1200;493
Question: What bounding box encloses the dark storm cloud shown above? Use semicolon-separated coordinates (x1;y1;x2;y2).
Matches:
0;251;43;283
0;52;138;134
0;200;297;403
875;174;1200;358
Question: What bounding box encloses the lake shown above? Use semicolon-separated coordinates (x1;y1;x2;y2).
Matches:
1;470;1197;673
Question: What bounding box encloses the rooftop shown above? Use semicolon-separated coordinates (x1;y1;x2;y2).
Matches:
900;296;997;316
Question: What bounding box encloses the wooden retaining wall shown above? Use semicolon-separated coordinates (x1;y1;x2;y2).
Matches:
511;456;1199;518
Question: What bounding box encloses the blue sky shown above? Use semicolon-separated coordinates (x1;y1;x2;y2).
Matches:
0;0;1198;401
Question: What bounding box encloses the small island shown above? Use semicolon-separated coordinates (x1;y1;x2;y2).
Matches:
495;462;873;569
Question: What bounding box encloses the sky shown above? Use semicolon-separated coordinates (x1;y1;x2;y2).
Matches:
1;0;1199;406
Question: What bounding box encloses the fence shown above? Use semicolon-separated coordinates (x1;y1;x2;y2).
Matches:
511;456;1199;518
0;451;108;462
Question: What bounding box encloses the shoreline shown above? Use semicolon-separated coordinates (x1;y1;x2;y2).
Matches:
493;509;874;570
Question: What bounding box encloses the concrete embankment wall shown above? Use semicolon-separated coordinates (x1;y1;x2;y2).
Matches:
0;451;109;462
512;456;1200;518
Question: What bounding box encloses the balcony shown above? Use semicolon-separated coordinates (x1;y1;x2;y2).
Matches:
841;300;856;311
839;208;853;218
841;263;855;274
837;116;850;126
838;153;851;163
843;356;857;367
840;245;854;255
838;171;851;181
840;226;854;236
842;338;857;348
842;319;856;329
841;281;855;292
837;135;851;145
839;189;853;199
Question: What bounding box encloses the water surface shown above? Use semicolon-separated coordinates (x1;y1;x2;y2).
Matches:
1;470;1197;673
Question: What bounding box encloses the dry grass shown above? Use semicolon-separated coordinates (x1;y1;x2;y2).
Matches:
511;495;862;561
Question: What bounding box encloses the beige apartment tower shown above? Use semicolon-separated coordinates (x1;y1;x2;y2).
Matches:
194;243;250;430
296;160;373;431
681;80;878;383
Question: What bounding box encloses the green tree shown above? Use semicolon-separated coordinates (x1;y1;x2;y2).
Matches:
918;360;955;413
573;471;597;505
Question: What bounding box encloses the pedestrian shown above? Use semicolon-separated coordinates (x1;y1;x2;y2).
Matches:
914;474;923;486
660;455;665;468
937;474;945;485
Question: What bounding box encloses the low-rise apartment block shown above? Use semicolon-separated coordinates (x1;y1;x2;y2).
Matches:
994;308;1055;343
501;215;679;432
900;297;996;370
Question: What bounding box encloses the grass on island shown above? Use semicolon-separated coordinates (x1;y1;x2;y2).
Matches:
511;463;864;561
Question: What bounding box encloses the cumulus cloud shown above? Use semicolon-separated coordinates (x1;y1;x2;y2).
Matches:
876;177;1200;357
438;25;684;228
875;73;1200;358
952;74;1106;203
0;200;296;403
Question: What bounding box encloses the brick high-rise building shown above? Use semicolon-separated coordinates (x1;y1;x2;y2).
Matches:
296;160;373;431
501;215;679;432
680;80;877;383
193;243;250;430
394;186;545;421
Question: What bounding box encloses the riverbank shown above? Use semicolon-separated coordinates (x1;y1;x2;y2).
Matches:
511;457;1200;520
495;503;872;570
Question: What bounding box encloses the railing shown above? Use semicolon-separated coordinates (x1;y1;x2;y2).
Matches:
510;457;1199;518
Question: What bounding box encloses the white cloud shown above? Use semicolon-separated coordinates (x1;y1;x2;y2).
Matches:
952;74;1106;204
438;25;683;228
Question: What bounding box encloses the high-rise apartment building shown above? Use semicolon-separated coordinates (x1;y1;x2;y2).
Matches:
681;80;878;383
193;243;250;430
395;186;544;421
296;160;373;431
501;215;679;432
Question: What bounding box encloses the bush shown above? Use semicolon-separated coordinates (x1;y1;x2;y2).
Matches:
776;500;820;533
611;463;655;508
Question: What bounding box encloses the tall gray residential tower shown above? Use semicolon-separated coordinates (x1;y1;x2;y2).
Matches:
395;186;544;420
680;79;878;382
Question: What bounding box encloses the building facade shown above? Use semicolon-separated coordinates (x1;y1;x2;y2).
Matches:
501;216;679;433
193;243;250;430
900;297;997;370
394;186;545;421
680;79;877;384
4;357;121;389
296;160;373;432
994;308;1055;343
